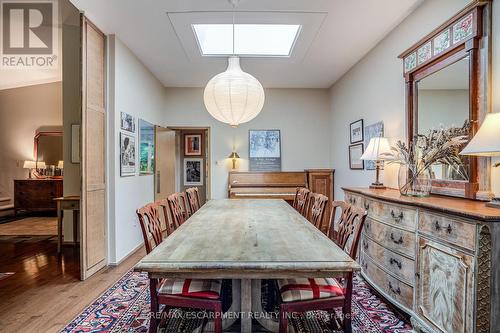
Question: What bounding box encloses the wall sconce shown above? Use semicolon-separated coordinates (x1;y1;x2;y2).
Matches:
228;152;240;170
23;160;36;178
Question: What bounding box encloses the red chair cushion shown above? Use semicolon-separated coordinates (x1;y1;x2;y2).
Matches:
278;278;344;303
158;279;221;300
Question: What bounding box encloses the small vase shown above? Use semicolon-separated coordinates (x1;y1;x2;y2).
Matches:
398;164;432;197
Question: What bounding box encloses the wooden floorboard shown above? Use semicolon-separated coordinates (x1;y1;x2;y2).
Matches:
0;235;145;333
0;217;57;236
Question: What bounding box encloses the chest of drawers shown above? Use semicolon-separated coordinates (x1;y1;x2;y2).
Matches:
344;187;499;333
14;179;63;215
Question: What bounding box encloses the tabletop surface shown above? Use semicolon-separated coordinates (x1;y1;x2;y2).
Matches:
134;199;360;278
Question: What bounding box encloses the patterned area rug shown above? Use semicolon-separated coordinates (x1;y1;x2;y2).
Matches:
60;271;413;333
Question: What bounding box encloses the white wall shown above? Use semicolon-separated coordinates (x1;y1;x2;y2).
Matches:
107;36;167;263
328;0;472;200
163;87;331;199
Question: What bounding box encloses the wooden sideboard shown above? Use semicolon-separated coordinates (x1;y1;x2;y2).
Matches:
14;179;63;215
343;187;499;333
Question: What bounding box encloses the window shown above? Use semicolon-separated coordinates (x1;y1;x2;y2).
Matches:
192;24;301;57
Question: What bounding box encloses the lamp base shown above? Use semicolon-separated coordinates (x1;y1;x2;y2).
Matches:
486;198;500;209
369;183;386;189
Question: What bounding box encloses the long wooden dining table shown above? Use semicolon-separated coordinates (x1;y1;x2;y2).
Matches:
134;199;360;333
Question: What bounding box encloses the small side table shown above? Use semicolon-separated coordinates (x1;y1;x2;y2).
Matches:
53;196;80;253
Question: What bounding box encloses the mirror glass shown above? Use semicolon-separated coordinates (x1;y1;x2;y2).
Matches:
416;56;470;181
36;135;63;166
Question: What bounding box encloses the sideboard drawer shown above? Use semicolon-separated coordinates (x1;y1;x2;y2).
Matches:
419;211;476;251
364;218;415;258
345;192;363;209
365;198;416;230
360;252;413;310
361;235;415;284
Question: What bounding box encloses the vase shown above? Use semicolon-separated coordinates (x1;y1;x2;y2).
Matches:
398;164;432;197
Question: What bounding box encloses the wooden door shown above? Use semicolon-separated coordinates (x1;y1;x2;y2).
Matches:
155;126;176;201
80;17;107;280
306;169;334;233
416;236;475;333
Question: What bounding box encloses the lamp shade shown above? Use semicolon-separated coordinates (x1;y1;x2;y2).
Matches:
460;112;500;156
204;56;265;127
37;161;46;169
360;137;392;161
228;152;240;159
23;160;36;169
57;160;64;169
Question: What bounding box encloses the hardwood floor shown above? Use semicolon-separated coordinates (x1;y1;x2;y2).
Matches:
0;235;145;333
0;217;57;236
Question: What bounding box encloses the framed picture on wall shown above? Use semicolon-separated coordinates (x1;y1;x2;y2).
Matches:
248;129;281;171
184;134;202;156
139;119;155;175
349;143;364;170
350;119;364;144
120;132;136;176
120;112;136;133
184;158;203;186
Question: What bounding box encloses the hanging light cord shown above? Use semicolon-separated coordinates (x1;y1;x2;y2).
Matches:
230;0;238;56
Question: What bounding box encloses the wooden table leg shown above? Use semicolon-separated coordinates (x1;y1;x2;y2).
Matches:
57;205;63;253
240;279;252;333
72;210;78;247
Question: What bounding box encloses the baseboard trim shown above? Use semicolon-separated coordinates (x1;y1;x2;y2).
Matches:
108;243;144;266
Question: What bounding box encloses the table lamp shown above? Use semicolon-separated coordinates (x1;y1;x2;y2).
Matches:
23;160;36;178
361;137;392;189
460;112;500;208
228;152;240;170
57;160;64;169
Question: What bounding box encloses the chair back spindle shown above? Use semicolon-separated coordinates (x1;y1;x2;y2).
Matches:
136;203;164;254
307;193;328;229
186;187;201;214
167;193;186;228
293;187;310;217
328;201;367;259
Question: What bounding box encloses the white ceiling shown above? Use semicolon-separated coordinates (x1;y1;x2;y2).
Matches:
70;0;423;88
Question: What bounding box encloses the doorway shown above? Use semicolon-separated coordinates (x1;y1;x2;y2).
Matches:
155;127;211;203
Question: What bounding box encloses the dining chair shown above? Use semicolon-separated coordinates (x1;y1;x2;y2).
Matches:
306;193;329;229
179;192;192;219
136;203;223;333
276;200;367;333
186;187;202;214
292;187;310;217
155;199;175;236
167;193;187;229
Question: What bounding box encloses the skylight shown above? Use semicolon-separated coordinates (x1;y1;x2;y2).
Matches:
192;24;301;57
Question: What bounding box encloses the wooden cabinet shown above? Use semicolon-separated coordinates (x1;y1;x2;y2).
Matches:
343;187;497;333
306;169;334;232
14;179;63;215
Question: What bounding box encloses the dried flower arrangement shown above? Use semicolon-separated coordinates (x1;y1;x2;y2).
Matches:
385;120;471;195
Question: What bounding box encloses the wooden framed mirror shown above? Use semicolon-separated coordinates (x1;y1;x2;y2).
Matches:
399;1;492;200
34;130;63;167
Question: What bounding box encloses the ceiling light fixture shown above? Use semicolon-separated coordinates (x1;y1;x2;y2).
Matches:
203;0;265;127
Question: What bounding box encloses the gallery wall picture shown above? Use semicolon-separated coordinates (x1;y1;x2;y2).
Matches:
184;134;202;156
364;121;384;170
184;158;203;186
120;112;136;133
139;119;155;175
350;119;364;144
249;129;281;171
120;132;136;176
349;143;364;170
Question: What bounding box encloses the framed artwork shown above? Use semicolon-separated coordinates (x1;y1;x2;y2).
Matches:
184;158;203;186
349;143;364;170
139;119;155;175
350;119;364;144
184;134;202;156
120;112;135;133
71;124;80;163
249;129;281;171
364;121;384;170
120;132;136;176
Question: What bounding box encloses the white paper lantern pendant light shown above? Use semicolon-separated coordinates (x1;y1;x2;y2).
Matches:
203;0;265;127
